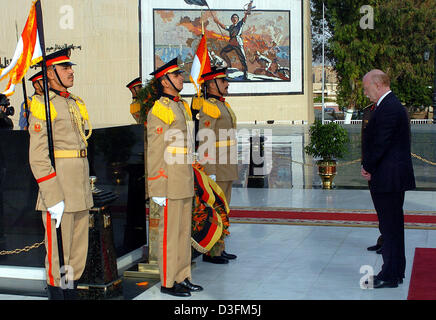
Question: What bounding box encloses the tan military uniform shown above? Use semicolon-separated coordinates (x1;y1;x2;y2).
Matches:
198;96;238;203
130;98;141;124
28;91;93;287
147;95;194;288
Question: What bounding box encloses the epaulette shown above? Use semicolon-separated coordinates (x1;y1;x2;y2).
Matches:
130;102;141;114
191;96;203;111
29;93;57;121
151;98;175;124
69;94;90;121
202;98;221;119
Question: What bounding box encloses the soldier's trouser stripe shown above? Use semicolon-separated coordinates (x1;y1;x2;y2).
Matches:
46;211;55;286
163;199;168;287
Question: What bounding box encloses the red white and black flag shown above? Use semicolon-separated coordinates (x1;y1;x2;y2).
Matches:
0;0;43;96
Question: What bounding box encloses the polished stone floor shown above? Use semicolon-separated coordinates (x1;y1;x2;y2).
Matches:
1;187;435;301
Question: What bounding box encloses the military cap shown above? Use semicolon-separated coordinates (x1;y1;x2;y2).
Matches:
45;48;76;67
201;67;229;82
29;71;43;83
126;77;142;89
150;57;184;79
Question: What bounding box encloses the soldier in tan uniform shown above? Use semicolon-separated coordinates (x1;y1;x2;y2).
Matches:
148;58;203;297
126;77;142;123
19;71;44;131
28;49;93;300
197;68;238;264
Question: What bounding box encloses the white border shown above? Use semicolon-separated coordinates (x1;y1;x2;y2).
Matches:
140;0;303;96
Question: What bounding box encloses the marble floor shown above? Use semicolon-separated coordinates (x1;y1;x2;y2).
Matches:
1;188;435;301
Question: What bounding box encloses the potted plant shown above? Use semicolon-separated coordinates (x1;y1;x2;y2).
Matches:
304;120;349;189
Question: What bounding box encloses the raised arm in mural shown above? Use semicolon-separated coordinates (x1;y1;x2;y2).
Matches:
212;1;254;80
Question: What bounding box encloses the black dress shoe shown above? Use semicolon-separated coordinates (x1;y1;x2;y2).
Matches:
179;278;203;292
47;285;65;300
63;281;79;300
161;283;191;297
203;254;229;264
367;244;381;251
221;251;237;260
373;278;399;289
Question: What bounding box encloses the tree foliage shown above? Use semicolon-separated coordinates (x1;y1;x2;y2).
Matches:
311;0;435;111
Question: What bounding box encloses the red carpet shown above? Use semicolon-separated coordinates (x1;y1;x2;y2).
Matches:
229;208;436;229
408;248;436;300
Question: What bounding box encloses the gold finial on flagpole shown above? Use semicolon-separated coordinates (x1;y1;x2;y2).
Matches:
201;7;205;35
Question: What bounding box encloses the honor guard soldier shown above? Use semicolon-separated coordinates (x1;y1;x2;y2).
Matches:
28;49;93;300
148;57;203;297
198;67;238;264
29;71;44;96
126;77;142;124
19;71;44;130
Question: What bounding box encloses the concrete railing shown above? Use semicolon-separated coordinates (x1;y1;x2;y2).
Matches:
237;120;434;125
322;119;434;125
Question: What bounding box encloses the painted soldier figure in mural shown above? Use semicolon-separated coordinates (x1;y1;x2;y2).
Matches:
28;49;93;300
213;1;254;80
148;58;203;297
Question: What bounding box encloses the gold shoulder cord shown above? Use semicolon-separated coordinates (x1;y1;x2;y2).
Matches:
69;101;92;147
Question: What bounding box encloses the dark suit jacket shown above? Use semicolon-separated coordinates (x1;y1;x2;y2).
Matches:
362;92;415;193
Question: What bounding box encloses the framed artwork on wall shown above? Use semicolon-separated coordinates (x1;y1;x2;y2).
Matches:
140;0;303;95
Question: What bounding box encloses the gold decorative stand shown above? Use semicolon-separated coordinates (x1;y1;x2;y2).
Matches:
123;130;161;278
317;160;337;189
124;201;161;278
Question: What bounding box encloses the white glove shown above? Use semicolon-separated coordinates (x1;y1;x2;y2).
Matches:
47;201;65;229
209;175;216;182
152;197;167;207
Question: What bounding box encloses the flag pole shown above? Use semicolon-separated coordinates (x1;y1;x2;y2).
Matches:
34;0;66;287
15;21;30;129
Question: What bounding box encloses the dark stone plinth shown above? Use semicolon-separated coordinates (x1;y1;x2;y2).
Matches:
78;203;122;300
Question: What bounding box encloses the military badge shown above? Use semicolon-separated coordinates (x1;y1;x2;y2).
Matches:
204;120;211;128
34;122;42;133
156;127;163;134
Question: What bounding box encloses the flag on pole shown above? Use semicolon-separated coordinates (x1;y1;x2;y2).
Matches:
190;34;212;96
0;0;43;97
184;0;209;6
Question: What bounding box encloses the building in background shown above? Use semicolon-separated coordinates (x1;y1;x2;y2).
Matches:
1;0;313;128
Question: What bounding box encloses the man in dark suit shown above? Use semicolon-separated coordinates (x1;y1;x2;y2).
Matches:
361;69;415;289
361;104;383;254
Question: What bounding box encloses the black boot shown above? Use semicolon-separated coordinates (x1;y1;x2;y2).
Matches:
203;254;229;264
221;251;237;260
47;285;65;300
63;281;79;300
